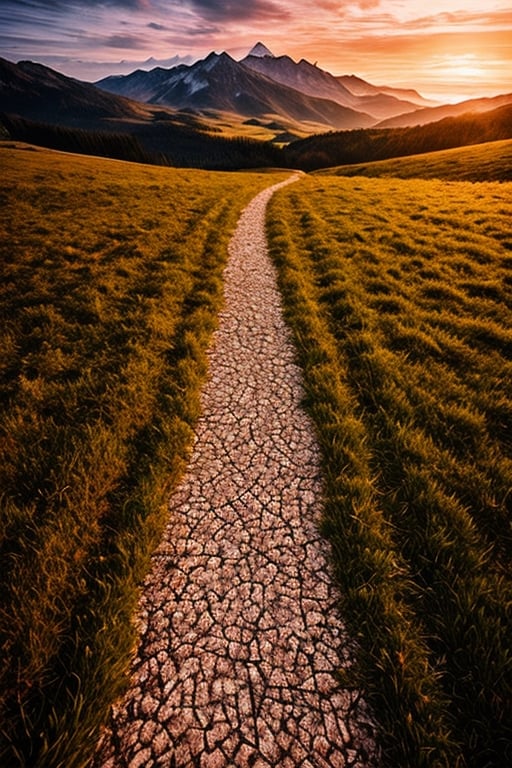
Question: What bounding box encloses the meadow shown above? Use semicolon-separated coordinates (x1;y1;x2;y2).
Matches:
0;143;285;767
268;173;512;767
1;140;511;768
314;137;512;183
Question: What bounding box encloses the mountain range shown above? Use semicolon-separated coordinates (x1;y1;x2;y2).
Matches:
94;42;512;131
96;42;437;130
2;42;511;136
1;42;511;171
96;49;374;131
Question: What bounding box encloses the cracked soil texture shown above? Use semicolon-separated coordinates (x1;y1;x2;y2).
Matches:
93;176;380;768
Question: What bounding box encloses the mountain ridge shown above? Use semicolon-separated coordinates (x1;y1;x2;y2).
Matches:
376;92;512;127
97;50;376;130
336;74;437;107
95;42;511;130
96;43;434;128
240;51;425;120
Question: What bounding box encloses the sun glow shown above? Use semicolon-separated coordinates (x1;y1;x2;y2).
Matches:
424;52;496;101
446;54;487;79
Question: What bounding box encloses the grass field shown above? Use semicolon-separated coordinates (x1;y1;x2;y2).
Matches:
197;111;319;144
2;140;512;768
268;174;512;767
313;137;512;183
0;143;286;767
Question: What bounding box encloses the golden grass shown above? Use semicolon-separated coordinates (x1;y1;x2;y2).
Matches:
0;142;287;767
314;138;512;182
268;173;512;768
3;138;511;767
197;111;324;143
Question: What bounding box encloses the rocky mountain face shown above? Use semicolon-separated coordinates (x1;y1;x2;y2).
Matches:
240;50;424;120
98;50;376;130
97;42;441;128
247;42;275;58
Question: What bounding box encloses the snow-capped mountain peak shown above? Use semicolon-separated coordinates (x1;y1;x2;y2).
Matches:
247;42;274;58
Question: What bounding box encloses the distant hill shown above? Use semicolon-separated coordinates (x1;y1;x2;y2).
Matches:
377;92;512;128
313;138;512;183
283;104;512;171
0;111;283;171
0;56;150;126
336;74;437;108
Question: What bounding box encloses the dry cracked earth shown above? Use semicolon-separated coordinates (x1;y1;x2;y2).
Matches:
93;176;380;767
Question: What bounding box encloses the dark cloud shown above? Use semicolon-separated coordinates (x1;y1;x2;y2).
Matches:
186;0;290;23
105;33;146;48
185;25;220;36
147;22;168;30
2;0;151;10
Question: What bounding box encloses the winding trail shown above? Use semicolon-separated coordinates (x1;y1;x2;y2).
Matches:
94;176;379;767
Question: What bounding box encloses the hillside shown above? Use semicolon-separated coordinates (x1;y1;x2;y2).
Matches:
377;91;512;128
0;56;156;126
4;105;511;176
284;103;512;171
313;138;512;182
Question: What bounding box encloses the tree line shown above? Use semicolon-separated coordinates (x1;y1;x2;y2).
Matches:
0;113;281;171
2;103;511;172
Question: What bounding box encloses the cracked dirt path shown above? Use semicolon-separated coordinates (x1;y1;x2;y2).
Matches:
93;176;380;768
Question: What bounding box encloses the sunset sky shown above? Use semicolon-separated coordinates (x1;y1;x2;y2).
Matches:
0;0;511;102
